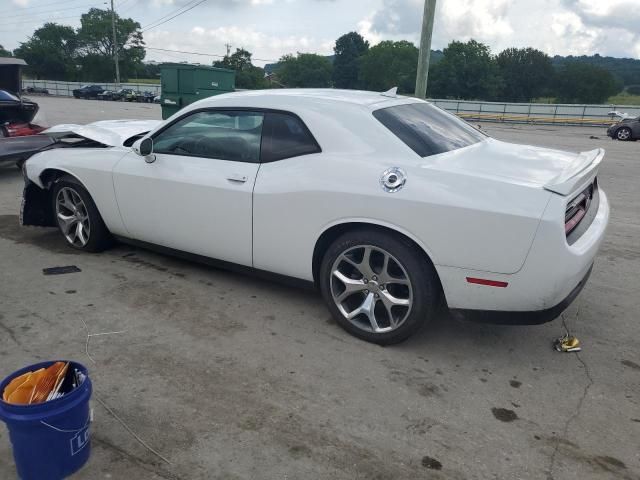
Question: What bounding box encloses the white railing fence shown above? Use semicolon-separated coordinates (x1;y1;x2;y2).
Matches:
429;99;640;127
21;79;640;126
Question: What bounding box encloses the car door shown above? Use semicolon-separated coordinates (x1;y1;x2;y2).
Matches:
112;109;264;267
633;118;640;139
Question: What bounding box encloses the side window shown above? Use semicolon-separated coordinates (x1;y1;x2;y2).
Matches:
261;112;321;163
153;110;264;163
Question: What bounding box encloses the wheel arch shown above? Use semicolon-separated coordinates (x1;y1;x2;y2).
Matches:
312;220;444;296
23;168;92;227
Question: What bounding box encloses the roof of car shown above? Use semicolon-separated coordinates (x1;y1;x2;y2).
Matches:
0;58;27;66
198;88;418;109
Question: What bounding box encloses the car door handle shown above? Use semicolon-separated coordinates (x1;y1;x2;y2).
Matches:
227;174;248;184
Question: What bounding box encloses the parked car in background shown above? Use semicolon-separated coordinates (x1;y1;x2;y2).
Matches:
97;90;117;101
18;89;609;344
607;115;640;141
136;91;155;103
23;86;49;95
153;95;161;104
72;85;104;99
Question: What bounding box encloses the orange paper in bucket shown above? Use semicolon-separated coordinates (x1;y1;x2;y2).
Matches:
5;369;45;405
2;372;33;402
31;362;68;404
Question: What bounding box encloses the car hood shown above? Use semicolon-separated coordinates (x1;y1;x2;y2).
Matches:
424;138;603;195
44;119;161;146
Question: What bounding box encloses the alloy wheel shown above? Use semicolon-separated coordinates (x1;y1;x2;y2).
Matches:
55;187;91;247
617;128;630;140
330;245;413;334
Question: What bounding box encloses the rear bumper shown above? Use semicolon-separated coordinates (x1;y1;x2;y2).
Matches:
451;265;592;325
436;187;609;316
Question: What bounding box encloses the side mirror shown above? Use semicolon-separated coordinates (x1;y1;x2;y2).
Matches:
132;137;155;163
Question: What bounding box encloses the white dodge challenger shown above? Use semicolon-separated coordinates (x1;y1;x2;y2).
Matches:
19;89;610;344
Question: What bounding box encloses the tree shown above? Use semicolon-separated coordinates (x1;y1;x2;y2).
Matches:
333;32;369;89
555;62;620;103
76;8;145;82
214;48;266;90
428;40;502;100
627;85;640;95
276;53;332;88
0;45;11;57
13;23;78;80
497;48;554;102
358;40;418;94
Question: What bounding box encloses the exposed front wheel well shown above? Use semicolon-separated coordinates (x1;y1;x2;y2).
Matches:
23;170;87;227
312;222;443;296
40;168;74;189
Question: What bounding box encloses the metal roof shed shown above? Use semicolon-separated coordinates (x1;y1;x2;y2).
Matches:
0;58;28;95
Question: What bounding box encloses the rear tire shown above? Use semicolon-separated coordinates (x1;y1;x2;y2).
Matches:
51;175;113;252
319;229;439;345
616;127;632;141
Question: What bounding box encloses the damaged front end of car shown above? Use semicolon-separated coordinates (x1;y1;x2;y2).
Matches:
21;177;54;227
5;134;108;227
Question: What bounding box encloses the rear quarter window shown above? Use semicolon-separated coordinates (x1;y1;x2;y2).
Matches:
373;102;486;158
260;112;321;163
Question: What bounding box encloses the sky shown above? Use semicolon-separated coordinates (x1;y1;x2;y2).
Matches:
1;0;639;66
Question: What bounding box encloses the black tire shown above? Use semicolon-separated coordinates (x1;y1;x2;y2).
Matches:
319;229;439;345
51;175;113;252
616;127;632;141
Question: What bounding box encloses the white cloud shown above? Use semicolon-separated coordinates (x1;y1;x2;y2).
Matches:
360;0;639;58
146;25;332;64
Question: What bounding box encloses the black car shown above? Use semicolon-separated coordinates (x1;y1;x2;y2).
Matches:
136;91;155;103
0;90;39;135
607;116;640;141
72;85;104;99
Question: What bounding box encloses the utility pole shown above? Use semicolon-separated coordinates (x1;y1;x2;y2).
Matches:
225;43;232;57
110;0;120;86
415;0;436;99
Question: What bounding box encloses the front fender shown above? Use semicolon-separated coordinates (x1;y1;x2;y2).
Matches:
23;148;131;235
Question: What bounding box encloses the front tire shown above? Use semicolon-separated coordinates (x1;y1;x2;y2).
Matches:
616;127;632;141
319;229;439;345
51;176;112;252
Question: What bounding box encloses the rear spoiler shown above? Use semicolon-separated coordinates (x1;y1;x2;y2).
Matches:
544;148;604;196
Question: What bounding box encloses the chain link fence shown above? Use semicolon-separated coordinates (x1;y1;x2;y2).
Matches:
22;79;160;97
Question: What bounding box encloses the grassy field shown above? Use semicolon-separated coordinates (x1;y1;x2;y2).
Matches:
534;94;640;105
130;78;160;84
607;94;640;105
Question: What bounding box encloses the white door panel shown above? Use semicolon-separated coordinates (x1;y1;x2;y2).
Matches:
113;151;258;266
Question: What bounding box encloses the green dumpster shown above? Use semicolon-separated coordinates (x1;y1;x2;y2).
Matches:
160;63;236;119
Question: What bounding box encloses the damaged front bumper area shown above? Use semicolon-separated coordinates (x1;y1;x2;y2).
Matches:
20;177;54;227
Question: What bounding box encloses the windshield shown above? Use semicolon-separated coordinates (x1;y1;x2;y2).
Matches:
0;90;19;101
373;102;486;158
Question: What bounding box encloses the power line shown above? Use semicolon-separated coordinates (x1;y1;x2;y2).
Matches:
145;46;277;63
0;14;85;29
0;2;99;21
4;0;93;11
141;0;209;33
140;0;203;31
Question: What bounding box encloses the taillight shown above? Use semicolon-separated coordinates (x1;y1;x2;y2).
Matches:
565;182;595;238
5;123;45;137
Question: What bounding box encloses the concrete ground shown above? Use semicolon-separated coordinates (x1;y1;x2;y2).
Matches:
0;97;639;480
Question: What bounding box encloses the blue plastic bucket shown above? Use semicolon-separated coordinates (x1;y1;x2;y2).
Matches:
0;361;92;480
